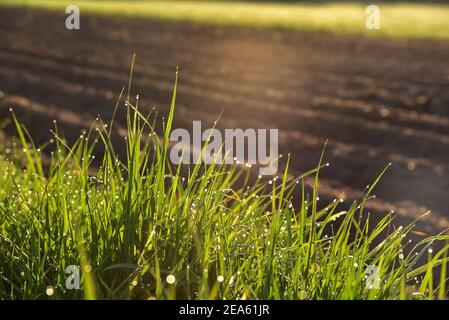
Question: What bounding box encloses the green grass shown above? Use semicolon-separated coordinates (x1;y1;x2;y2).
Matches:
1;0;449;40
0;63;448;299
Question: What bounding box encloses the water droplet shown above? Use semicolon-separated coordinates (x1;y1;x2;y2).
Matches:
166;274;176;284
46;286;55;296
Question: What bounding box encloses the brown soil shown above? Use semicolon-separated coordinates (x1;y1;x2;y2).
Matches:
1;7;449;232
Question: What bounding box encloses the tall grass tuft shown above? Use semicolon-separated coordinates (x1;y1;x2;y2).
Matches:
0;67;448;300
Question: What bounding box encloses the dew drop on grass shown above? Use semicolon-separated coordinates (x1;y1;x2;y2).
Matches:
166;274;176;284
217;275;224;283
299;290;307;300
46;286;55;296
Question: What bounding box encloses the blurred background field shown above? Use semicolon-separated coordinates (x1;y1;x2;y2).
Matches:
2;0;449;40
